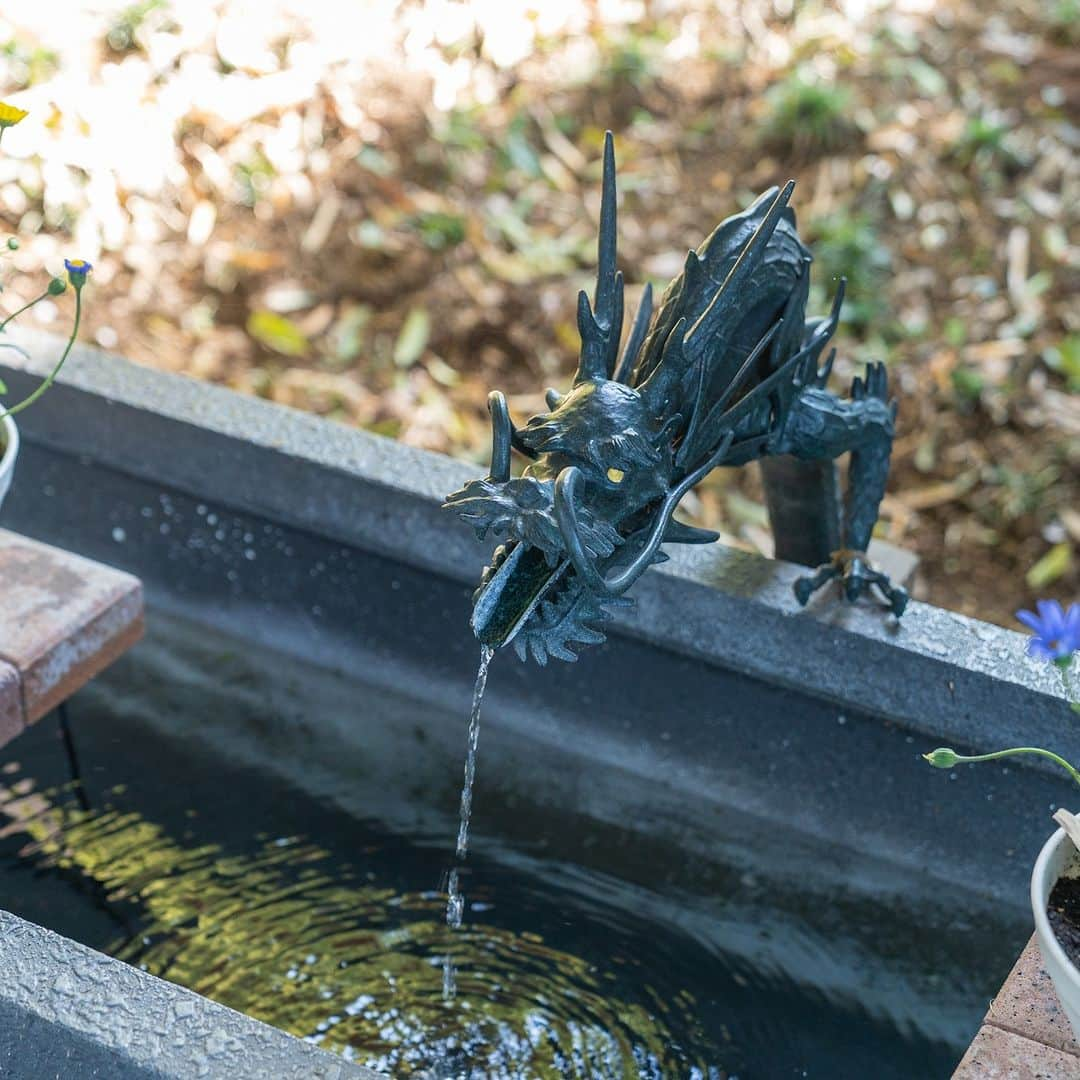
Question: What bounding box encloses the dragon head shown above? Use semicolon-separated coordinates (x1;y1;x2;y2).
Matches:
441;373;675;657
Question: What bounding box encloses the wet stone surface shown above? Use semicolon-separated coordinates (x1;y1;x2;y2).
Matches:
0;910;379;1079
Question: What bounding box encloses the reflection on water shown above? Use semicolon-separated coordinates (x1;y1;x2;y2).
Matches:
0;774;723;1079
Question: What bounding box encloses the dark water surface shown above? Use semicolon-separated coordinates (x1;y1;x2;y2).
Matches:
0;666;968;1078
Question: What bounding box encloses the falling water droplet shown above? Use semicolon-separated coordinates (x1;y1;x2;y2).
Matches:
446;868;464;930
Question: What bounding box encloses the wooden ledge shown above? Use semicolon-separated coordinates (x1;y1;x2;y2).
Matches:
0;529;143;739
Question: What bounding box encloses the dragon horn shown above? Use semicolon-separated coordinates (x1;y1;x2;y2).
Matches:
684;180;795;359
597;131;618;323
575;131;625;385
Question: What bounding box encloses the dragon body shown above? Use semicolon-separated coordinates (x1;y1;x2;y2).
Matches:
445;133;907;664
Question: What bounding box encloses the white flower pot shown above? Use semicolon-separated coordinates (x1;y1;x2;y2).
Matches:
0;414;17;514
1032;823;1080;1041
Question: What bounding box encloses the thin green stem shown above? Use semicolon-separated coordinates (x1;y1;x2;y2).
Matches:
0;287;81;422
0;289;51;332
950;746;1080;788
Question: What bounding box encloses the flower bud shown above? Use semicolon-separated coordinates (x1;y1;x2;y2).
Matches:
923;747;960;769
63;258;92;289
47;277;66;296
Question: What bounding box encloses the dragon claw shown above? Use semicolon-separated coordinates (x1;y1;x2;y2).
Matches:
880;579;909;617
843;556;869;602
793;549;907;617
793;561;840;605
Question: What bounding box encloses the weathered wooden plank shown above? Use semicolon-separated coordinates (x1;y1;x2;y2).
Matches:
0;529;143;730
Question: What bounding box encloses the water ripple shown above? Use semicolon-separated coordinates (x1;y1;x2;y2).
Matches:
0;778;725;1078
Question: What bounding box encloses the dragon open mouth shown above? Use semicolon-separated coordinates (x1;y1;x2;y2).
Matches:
468;541;634;664
469;543;569;650
443;478;633;662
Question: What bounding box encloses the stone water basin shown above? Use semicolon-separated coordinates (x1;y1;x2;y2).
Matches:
0;338;1075;1077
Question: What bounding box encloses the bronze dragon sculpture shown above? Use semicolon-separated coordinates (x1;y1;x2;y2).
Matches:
445;133;907;663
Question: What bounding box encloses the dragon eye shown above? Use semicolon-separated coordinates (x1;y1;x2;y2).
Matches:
606;468;625;484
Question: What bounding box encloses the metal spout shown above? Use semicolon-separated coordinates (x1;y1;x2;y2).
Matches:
470;543;568;648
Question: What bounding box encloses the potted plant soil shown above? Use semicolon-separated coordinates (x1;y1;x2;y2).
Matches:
0;99;91;515
925;600;1080;1037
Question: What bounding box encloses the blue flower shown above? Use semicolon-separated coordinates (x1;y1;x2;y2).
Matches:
1017;600;1080;664
63;258;92;286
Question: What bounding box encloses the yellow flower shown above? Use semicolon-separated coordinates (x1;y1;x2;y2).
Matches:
0;102;28;130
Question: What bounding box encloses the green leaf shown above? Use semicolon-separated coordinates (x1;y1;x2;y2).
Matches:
0;377;6;395
503;115;542;178
1026;543;1073;589
367;417;402;438
327;303;371;367
246;310;309;358
906;58;946;97
410;211;466;251
393;307;430;368
951;366;984;401
1044;334;1080;392
426;356;459;387
943;317;966;348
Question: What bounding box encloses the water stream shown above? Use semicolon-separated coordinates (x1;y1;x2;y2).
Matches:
455;644;495;863
443;644;495;998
